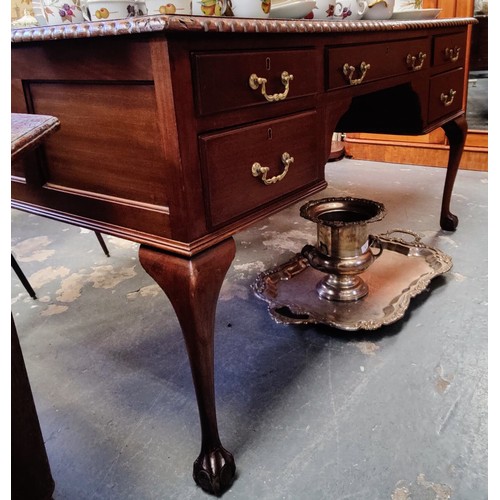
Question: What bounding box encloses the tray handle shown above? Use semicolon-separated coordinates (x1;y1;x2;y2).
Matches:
271;305;313;325
378;228;423;246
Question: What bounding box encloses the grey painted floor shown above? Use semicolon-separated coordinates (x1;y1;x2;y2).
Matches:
11;158;488;499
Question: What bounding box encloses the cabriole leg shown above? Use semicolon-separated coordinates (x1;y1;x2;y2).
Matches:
139;238;236;496
441;115;468;231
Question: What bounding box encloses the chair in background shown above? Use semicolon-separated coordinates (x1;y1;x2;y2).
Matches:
11;108;111;300
11;112;60;500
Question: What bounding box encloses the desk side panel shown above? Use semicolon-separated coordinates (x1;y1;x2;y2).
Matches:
11;36;176;245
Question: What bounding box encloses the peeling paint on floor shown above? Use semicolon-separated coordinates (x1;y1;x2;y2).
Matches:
88;265;137;289
13;235;55;262
261;229;313;252
434;364;453;394
14;254;140;315
452;272;467;282
233;260;267;275
353;341;380;356
106;236;139;250
29;266;71;288
41;304;69;316
56;272;88;303
392;474;452;500
391;482;410;500
437;235;459;248
416;473;452;499
11;294;24;305
127;284;161;300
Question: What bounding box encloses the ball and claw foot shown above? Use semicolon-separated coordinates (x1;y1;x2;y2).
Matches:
193;446;236;496
440;212;459;232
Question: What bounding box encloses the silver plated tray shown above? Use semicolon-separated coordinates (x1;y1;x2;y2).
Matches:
252;230;453;331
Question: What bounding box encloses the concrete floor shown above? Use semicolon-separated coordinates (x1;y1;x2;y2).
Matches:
11;158;488;499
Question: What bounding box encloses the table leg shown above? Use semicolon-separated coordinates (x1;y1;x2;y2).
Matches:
441;114;468;231
139;238;236;495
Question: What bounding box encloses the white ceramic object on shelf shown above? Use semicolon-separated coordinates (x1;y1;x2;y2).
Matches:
312;0;367;20
394;0;421;11
269;0;315;19
363;0;394;20
11;11;39;27
32;0;85;25
391;8;441;19
145;0;191;15
192;0;270;18
82;0;147;21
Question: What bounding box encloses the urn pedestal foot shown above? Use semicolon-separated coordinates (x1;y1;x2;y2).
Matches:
317;273;368;301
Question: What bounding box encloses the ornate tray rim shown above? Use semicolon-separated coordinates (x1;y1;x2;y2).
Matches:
252;229;453;331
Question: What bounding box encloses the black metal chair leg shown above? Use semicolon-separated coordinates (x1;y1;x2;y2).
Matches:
94;231;110;257
11;254;37;299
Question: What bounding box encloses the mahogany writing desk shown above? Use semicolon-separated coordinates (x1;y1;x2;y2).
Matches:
11;15;475;494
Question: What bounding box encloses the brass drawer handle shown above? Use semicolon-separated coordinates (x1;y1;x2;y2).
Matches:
440;89;457;106
445;46;460;62
343;62;371;86
249;71;294;102
406;52;426;71
252;152;294;185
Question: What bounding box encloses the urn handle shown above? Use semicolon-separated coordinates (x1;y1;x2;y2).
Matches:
368;235;384;260
301;245;335;274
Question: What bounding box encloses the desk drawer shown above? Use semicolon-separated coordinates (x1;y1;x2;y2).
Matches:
193;49;320;115
428;68;464;123
432;32;467;70
327;38;430;90
200;111;319;227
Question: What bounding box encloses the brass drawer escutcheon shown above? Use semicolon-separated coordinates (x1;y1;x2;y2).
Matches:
252;152;294;185
343;61;371;85
445;46;460;62
440;89;457;106
406;52;426;71
249;71;294;102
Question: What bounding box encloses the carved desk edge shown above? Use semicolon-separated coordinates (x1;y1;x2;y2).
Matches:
11;16;477;43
